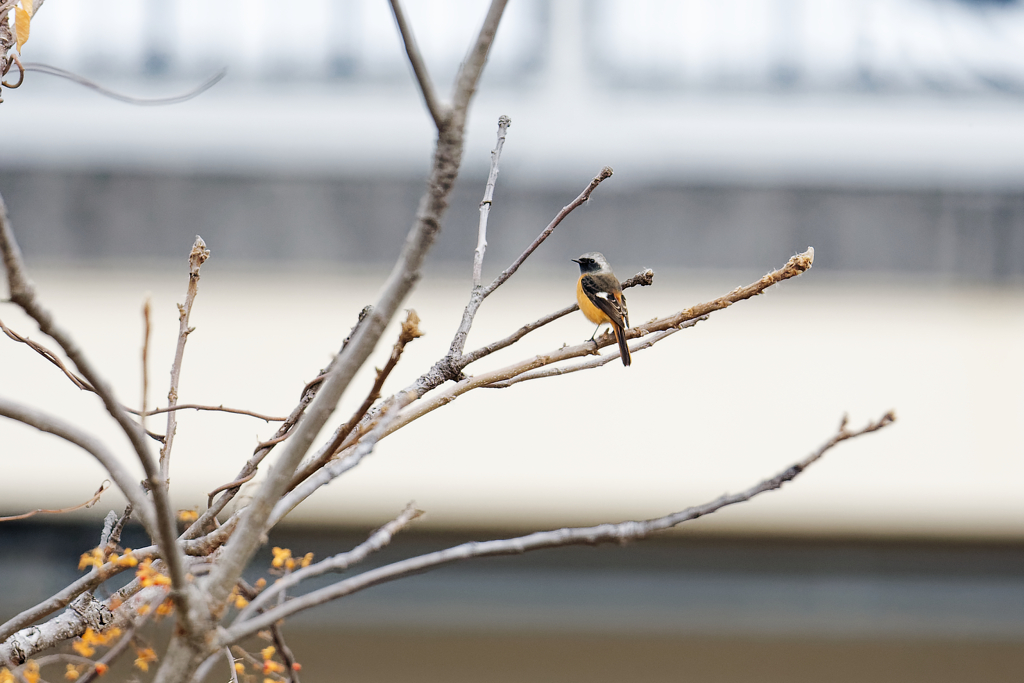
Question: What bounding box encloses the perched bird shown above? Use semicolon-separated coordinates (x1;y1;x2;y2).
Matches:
572;252;631;367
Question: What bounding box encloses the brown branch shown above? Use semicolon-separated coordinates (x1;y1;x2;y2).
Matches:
0;398;156;533
388;249;814;438
473;115;511;287
288;310;423;491
482;166;614;298
483;317;706;388
267;391;417;530
636;248;815;336
187;308;372;540
159;236;210;483
0;481;109;522
0;316;93;390
224;411;896;643
459;268;655;368
270;623;299;683
135;404;286;422
1;316;277;424
141;296;151;425
420;166;617;397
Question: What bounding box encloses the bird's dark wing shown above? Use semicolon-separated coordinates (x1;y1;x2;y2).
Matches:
581;273;628;329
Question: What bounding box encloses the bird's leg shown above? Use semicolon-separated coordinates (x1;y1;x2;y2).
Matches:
588;323;603;343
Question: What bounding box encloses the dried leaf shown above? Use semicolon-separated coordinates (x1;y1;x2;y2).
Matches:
21;0;34;18
14;7;30;52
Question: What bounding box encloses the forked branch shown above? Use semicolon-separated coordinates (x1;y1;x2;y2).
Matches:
223;411;896;643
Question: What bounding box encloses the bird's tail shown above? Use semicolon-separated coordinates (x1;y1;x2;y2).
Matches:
614;323;631;367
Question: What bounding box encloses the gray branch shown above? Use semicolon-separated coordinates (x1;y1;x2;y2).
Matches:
236;502;422;623
156;5;510;680
0;193;194;630
388;0;449;129
0;397;156;534
221;412;896;645
473;115;511;287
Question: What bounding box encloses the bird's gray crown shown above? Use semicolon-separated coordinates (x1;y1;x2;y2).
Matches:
573;252;611;273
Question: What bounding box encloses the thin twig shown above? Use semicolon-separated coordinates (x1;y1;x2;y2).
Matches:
187;308;372;540
23;63;226;106
388;249;814;439
424;167;617;393
0;481;109;522
226;648;239;683
388;0;448;129
483;166;614;298
267;391;417;530
1;317;277;423
0;193;191;622
224;411;895;644
459;268;655;368
0;316;93;390
289;310;423;491
198;0;510;628
237;503;422;622
483;319;705;388
0;397;156;533
160;236;210;484
141;296;151;428
473;116;511;288
270;623;299;683
136;404;286;422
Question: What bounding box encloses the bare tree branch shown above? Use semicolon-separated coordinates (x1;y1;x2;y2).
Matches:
159;236;210;483
223;411;895;643
419;166;616;398
187;7;512;675
289;310;423;491
483;318;705;388
451;0;509;115
0;397;156;533
238;503;422;622
267;390;418;530
473;115;511;288
387;249;814;439
0;193;192;625
186;308;373;541
1;315;280;423
23;63;226;106
483;166;614;299
137;404;285;422
140;296;151;426
0;481;109;522
388;0;448;129
459;268;655;368
0;316;93;390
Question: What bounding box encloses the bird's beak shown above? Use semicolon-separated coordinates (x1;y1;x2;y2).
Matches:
570;258;580;264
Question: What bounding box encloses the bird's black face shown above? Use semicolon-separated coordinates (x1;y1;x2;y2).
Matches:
572;256;600;274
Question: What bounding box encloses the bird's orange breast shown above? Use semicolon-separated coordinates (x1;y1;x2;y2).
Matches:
577;276;610;324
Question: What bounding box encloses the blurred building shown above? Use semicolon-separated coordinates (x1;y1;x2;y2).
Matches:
1;2;1023;682
3;0;1024;277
